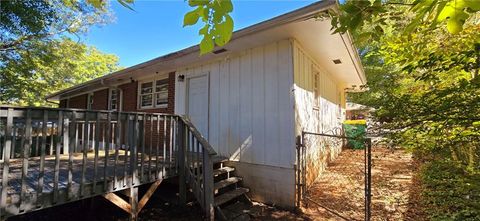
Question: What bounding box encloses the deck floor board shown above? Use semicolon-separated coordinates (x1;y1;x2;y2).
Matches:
0;150;176;196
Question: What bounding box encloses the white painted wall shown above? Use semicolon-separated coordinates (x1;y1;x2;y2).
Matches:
292;40;346;186
175;39;296;169
293;40;345;135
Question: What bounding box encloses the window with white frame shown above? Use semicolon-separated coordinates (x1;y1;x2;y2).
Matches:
109;89;118;110
139;78;169;108
155;79;169;106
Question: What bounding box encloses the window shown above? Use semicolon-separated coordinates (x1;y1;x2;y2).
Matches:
313;69;320;108
139;78;169;109
155;79;168;106
140;82;153;108
87;93;93;110
109;89;118;110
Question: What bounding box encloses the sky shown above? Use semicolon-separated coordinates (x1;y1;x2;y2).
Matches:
83;0;318;67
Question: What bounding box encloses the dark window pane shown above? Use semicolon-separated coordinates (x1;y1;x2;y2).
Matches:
155;79;168;92
156;92;168;105
141;82;153;94
141;94;153;106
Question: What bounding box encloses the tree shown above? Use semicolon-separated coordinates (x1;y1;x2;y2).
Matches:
0;38;121;106
344;1;480;170
331;0;480;39
0;0;113;57
0;0;127;107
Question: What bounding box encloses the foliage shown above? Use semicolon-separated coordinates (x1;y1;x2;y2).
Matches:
0;0;112;57
0;0;127;107
345;0;480;170
183;0;234;54
0;38;121;106
420;158;480;220
331;0;480;42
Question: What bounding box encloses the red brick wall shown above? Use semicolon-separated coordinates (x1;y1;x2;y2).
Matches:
92;89;109;110
59;99;67;108
68;94;87;109
119;81;137;112
57;72;176;153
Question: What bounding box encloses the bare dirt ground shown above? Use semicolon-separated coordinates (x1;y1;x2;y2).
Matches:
219;147;425;221
299;147;424;221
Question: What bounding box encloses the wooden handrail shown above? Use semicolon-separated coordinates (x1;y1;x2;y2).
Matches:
177;116;216;220
179;116;217;156
0;105;181;117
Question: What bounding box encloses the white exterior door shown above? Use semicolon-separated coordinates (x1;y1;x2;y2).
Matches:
187;75;209;139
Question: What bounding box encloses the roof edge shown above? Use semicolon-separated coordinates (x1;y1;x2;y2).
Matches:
46;0;338;100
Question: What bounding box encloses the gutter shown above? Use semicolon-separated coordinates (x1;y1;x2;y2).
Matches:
339;32;367;85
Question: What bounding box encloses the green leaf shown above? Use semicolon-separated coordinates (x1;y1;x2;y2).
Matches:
220;0;233;13
189;0;208;7
198;6;208;21
200;35;214;54
183;7;201;27
212;14;233;46
430;1;448;28
199;24;209;35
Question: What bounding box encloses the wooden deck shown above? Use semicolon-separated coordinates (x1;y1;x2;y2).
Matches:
0;106;218;220
0;150;176;218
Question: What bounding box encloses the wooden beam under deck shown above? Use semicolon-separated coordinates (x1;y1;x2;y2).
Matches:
102;180;162;220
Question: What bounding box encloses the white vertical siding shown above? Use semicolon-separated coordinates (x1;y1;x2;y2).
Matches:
293;40;345;136
175;39;295;168
292;40;346;187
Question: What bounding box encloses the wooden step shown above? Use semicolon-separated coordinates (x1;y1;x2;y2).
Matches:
213;167;235;177
214;177;242;192
213;156;229;164
214;188;249;207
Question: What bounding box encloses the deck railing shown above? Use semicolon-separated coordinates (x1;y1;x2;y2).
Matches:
0;106;217;220
178;117;216;219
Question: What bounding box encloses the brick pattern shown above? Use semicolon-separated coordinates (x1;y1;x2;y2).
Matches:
92;89;109;110
119;80;137;111
67;94;87;109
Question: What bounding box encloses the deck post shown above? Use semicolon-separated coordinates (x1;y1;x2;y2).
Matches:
203;151;214;221
1;108;13;217
177;119;187;205
129;186;139;221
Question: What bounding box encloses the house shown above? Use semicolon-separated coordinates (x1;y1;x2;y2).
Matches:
45;0;365;210
346;102;373;120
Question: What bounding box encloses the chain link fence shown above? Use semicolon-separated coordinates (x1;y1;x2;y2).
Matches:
296;129;372;221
